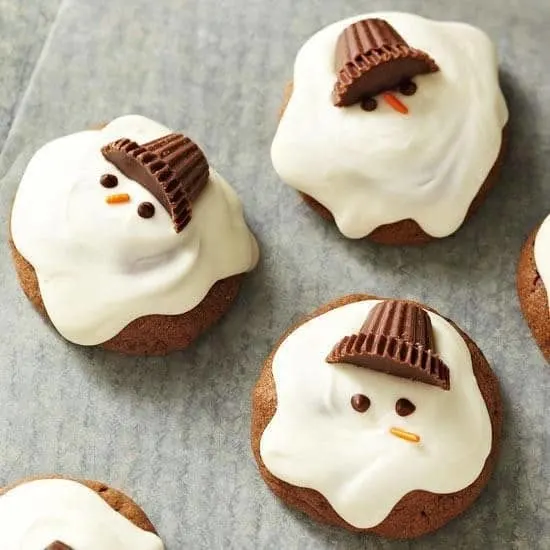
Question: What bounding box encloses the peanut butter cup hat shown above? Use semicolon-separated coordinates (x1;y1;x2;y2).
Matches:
272;14;508;244
102;132;209;233
326;300;450;390
333;18;439;107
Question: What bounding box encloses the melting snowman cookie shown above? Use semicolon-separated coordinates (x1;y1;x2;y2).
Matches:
0;478;164;550
10;115;259;354
517;215;550;361
271;12;509;244
252;296;502;538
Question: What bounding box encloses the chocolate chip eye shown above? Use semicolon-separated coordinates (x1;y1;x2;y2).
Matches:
396;398;416;417
360;97;378;112
100;173;118;188
138;202;155;219
351;394;371;413
398;80;418;96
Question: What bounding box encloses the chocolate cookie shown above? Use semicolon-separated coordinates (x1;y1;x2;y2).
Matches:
517;222;550;361
251;295;502;538
0;476;163;548
9;115;259;355
272;14;509;245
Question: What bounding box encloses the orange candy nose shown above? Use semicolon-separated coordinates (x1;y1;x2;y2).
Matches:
383;93;409;115
390;427;421;443
105;193;130;204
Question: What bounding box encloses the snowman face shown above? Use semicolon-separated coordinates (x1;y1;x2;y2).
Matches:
260;300;492;529
0;480;163;550
100;172;157;225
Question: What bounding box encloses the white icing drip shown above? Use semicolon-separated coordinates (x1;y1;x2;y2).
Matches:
271;13;509;238
534;214;550;308
11;115;259;345
0;479;163;549
260;300;492;528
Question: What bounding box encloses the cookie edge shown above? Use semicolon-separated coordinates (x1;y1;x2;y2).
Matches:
9;235;244;356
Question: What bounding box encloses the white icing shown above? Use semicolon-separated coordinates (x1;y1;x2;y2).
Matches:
11;115;259;345
260;300;492;528
271;13;509;238
535;214;550;308
0;479;163;549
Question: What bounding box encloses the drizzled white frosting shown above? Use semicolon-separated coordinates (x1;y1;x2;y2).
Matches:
271;12;508;238
0;479;163;550
11;115;259;345
535;214;550;307
260;300;492;528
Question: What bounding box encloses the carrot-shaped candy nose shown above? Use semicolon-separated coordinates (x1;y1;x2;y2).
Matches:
390;427;421;443
105;193;130;204
383;93;409;115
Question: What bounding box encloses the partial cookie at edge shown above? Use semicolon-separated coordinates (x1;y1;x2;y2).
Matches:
517;226;550;361
251;294;503;539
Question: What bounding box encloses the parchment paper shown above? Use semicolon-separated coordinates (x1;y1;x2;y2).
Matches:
0;1;548;548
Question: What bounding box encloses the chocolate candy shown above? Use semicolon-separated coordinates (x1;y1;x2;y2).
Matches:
399;80;418;96
138;201;155;219
100;173;118;188
102;133;209;233
333;18;439;107
351;394;371;412
326;300;450;390
395;398;416;416
360;97;378;112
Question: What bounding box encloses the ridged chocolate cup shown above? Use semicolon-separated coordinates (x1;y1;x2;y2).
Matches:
326;300;450;390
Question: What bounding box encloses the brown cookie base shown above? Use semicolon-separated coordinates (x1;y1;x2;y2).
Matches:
517;226;550;361
280;83;508;245
0;476;159;535
251;294;503;539
10;238;243;356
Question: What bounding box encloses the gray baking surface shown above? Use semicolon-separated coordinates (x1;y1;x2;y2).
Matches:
0;0;548;548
